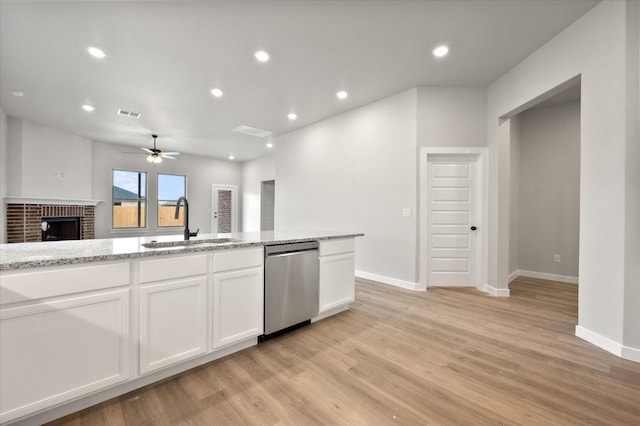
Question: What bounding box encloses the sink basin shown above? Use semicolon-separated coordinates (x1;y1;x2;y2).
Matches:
142;238;241;249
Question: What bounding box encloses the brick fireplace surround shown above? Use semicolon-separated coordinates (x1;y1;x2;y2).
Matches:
7;204;95;243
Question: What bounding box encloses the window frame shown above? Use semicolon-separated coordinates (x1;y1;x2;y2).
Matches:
111;169;147;230
157;173;187;228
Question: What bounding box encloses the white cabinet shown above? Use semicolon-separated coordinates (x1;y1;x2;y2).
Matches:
212;248;264;348
138;254;208;374
139;277;207;374
0;289;130;424
319;239;355;313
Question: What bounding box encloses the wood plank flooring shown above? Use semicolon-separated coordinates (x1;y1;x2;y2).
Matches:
49;277;640;425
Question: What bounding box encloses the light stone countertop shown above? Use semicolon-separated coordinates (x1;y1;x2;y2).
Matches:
0;230;364;271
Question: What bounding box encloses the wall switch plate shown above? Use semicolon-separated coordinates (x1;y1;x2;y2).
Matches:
57;171;64;180
402;208;412;217
553;254;561;263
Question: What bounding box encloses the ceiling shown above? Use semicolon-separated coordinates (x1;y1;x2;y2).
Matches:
0;0;598;162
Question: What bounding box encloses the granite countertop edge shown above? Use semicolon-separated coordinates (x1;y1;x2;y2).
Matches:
1;232;365;271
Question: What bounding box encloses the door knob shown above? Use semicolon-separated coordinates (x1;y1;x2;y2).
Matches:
470;226;477;231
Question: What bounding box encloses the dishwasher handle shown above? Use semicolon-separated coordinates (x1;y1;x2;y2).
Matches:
265;241;319;257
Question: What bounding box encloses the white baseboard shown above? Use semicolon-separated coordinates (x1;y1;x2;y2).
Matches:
312;305;349;322
575;326;640;363
355;270;425;291
485;285;510;297
511;269;578;284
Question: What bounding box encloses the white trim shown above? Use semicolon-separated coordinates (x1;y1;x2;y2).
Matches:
508;270;519;282
312;305;349;322
621;346;640;363
5;196;103;206
485;285;510;297
355;270;425;291
511;269;578;284
419;147;489;291
574;326;640;363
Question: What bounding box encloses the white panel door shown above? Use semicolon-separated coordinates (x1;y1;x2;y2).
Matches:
427;155;480;286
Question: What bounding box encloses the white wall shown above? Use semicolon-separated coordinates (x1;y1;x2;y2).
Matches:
275;89;418;284
241;154;275;232
92;141;242;239
508;114;520;276
487;1;639;357
7;118;92;199
517;101;580;278
0;109;7;243
417;87;487;147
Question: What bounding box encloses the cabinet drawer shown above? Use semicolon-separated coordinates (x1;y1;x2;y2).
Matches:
0;262;130;304
139;254;208;283
319;238;354;257
213;248;263;273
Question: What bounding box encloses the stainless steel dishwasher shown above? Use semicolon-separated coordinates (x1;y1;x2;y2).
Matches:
262;241;319;340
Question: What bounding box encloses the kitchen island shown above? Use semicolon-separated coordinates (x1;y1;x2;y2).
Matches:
0;230;362;425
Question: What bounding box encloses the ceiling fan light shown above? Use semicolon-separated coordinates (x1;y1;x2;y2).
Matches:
147;155;154;163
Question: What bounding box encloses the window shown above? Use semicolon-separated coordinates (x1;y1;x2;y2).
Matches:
112;170;146;228
158;173;186;227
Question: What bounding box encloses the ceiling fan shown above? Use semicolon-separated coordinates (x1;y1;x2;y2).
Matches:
140;134;180;164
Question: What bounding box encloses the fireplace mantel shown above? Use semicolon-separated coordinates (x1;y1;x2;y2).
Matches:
5;196;103;206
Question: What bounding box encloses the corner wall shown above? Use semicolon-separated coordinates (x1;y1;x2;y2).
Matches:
487;0;639;359
0;109;7;243
275;89;419;286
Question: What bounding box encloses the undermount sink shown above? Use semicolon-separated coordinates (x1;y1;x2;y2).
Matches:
141;238;241;249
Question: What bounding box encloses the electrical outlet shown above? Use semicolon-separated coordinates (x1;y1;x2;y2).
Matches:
553;254;561;263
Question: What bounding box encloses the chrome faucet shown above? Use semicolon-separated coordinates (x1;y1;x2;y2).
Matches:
175;196;199;240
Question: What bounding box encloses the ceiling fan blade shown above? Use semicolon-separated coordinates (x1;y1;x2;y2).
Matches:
162;152;180;156
141;147;153;154
162;155;177;160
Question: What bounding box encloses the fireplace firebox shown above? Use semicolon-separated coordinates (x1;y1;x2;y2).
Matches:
41;217;81;241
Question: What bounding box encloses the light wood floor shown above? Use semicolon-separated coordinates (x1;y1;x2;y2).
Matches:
49;277;640;425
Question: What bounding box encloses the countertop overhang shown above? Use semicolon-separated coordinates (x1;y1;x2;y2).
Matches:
0;230;364;271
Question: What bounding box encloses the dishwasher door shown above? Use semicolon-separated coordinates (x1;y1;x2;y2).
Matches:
264;242;319;335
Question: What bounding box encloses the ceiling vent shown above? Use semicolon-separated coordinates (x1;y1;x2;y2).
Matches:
117;109;141;119
232;125;272;138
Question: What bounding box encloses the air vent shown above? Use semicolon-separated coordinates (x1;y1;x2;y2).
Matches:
117;109;141;119
232;125;273;138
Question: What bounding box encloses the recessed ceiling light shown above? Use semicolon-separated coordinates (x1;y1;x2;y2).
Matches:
432;45;449;58
11;90;23;97
211;88;223;97
336;91;348;100
266;142;273;148
287;113;297;120
254;50;270;62
82;104;95;112
228;154;235;160
87;46;106;59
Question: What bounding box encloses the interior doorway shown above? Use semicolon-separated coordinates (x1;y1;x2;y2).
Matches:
508;83;581;287
211;184;238;233
419;148;488;290
260;180;275;231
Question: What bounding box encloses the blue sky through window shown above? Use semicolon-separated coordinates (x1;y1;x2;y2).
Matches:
113;170;145;198
158;174;186;201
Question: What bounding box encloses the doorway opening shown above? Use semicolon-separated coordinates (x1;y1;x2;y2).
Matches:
508;83;581;288
260;180;275;231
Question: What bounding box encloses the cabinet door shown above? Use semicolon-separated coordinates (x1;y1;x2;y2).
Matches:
213;267;263;348
0;290;130;424
319;253;355;313
139;277;207;374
